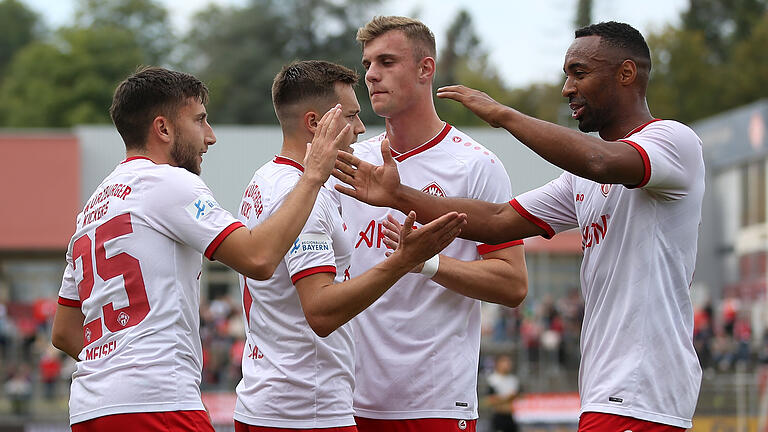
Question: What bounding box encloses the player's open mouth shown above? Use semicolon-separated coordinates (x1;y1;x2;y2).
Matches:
570;103;585;120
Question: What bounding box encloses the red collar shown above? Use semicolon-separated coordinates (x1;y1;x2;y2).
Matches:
273;156;304;172
623;119;662;138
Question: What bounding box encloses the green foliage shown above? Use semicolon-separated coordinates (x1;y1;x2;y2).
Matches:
681;0;768;61
0;0;40;76
73;0;173;65
183;0;383;125
0;27;143;127
648;6;768;123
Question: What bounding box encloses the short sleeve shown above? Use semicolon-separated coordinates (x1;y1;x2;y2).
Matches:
466;152;524;254
512;172;579;238
620;121;703;200
58;248;81;307
142;168;244;260
285;193;337;284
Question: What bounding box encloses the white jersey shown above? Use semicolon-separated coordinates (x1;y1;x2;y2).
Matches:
339;124;522;420
57;156;243;424
234;156;355;428
512;120;704;428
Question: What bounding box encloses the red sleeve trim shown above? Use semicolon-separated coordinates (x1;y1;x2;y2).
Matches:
619;139;652;188
205;222;246;260
58;296;81;307
291;266;336;284
509;199;555;239
477;240;524;255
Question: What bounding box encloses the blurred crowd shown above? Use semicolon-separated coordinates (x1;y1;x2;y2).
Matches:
0;291;766;416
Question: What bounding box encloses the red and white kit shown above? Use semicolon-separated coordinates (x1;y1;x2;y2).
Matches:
339;124;521;421
234;156;355;428
512;120;704;428
57;156;243;424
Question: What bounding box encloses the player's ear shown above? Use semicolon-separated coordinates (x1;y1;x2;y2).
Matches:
418;57;436;83
151;116;172;143
304;111;320;134
617;59;637;86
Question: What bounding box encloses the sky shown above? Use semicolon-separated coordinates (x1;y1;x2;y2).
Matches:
20;0;689;88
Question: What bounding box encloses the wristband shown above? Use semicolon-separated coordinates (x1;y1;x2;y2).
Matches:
420;255;440;278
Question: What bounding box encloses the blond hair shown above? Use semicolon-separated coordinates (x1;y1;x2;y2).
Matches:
356;16;436;61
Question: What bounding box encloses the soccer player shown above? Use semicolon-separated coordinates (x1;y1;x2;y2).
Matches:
233;60;466;432
332;16;529;432
51;66;351;431
335;21;704;431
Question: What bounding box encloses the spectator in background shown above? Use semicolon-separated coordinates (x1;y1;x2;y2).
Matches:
484;355;521;432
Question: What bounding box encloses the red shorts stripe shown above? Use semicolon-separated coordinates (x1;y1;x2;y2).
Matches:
578;412;685;432
72;410;214;432
354;417;476;432
234;421;357;432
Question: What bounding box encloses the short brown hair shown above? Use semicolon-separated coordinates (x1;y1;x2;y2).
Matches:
110;66;209;150
356;16;436;61
271;60;358;123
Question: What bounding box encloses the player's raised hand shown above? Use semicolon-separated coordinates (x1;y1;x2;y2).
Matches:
333;138;401;207
303;104;351;185
382;214;426;273
389;210;466;270
436;85;509;128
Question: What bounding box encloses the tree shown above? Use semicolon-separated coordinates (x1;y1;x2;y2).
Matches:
681;0;768;62
0;0;40;76
184;0;382;125
575;0;592;29
73;0;173;65
434;10;518;126
0;27;143;127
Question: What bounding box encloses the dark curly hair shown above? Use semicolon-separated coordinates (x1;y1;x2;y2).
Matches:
575;21;651;71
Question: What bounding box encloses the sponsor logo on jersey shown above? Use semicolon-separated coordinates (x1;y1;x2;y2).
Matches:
356;220;392;250
117;311;130;327
421;182;446;197
290;234;332;255
582;214;610;250
185;194;219;221
600;184;612;197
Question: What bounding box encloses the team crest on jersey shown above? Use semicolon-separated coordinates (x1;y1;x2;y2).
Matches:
186;194;219;220
289;233;332;255
117;312;130;327
600;184;612;197
421;182;446;197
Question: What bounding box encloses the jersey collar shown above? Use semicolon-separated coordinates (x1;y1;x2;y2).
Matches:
121;156;154;164
623;119;662;138
388;123;452;162
273;155;304;172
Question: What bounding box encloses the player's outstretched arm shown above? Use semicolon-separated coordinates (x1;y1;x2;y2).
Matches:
52;304;85;361
381;215;528;307
436;84;645;185
214;107;351;280
334;139;544;244
294;211;466;337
